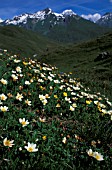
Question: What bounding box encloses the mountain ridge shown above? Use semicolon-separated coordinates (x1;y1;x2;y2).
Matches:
1;8;110;44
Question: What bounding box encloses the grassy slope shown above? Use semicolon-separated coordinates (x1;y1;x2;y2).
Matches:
40;31;112;99
0;51;112;169
0;25;112;99
0;25;58;57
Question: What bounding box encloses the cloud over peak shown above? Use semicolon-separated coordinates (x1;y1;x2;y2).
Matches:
81;13;101;22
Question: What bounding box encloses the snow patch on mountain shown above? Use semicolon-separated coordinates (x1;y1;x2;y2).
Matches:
2;8;77;26
81;13;101;23
61;9;76;16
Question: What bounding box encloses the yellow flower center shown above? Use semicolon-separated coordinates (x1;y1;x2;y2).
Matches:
5;140;10;146
22;121;26;125
28;147;33;152
42;136;47;140
63;92;67;97
2;108;6;112
95;155;101;160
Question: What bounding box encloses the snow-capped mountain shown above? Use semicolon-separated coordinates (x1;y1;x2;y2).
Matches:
2;8;77;26
96;12;112;28
0;8;110;44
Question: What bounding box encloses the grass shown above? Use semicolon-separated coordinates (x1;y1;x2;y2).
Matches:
40;31;112;100
0;50;112;170
0;25;58;57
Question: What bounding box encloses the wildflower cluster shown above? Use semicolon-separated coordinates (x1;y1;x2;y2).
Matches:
0;50;112;169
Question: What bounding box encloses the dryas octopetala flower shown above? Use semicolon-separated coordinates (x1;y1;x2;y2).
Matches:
16;93;23;101
93;152;104;161
70;105;75;111
0;78;8;85
14;59;21;63
0;106;8;112
39;117;46;122
16;66;22;73
39;94;46;101
56;103;61;107
24;142;38;152
3;138;14;147
87;149;104;161
0;94;7;101
25;81;31;85
19;118;29;127
25;99;31;106
11;74;18;81
87;149;94;157
42;99;48;105
62;137;67;144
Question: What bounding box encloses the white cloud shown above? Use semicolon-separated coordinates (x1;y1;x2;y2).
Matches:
0;18;4;23
81;13;101;22
110;0;112;2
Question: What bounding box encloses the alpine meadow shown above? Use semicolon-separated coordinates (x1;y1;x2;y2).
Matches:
0;7;112;170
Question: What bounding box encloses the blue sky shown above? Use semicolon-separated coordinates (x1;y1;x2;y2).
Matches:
0;0;112;20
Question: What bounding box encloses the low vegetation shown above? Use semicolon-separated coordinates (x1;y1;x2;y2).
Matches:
0;50;112;170
40;31;112;100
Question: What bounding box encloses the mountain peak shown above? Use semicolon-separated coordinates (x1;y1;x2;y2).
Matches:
61;9;76;16
96;12;112;28
43;8;52;14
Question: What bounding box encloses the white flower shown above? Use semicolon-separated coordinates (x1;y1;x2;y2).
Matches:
62;137;67;144
14;59;21;63
48;76;53;81
38;79;44;83
42;99;48;105
16;66;22;73
71;92;76;95
25;99;31;106
24;142;38;152
39;94;46;101
94;100;99;105
87;149;104;161
0;78;8;85
3;138;14;147
73;86;80;90
54;80;60;83
72;103;77;108
19;118;29;127
0;106;8;112
93;152;104;161
98;103;106;108
25;81;31;85
16;93;23;101
19;147;22;151
0;94;7;101
106;100;112;106
39;117;46;122
70;106;75;111
40;73;45;78
87;149;94;157
11;74;18;81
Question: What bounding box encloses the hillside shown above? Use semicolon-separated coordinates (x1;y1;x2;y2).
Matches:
0;50;112;169
39;31;112;99
0;25;58;57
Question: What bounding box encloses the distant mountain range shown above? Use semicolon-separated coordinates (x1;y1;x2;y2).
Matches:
0;8;111;43
96;12;112;28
